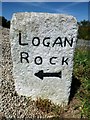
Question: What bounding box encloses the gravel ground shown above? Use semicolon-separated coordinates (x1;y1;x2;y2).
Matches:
76;39;90;48
1;27;48;119
0;27;82;119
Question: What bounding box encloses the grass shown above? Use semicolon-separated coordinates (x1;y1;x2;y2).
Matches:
35;47;90;118
73;47;90;118
78;26;90;40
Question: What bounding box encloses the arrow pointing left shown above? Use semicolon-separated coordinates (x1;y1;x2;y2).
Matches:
35;70;61;80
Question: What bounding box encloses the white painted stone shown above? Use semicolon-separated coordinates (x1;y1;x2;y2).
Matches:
10;12;78;105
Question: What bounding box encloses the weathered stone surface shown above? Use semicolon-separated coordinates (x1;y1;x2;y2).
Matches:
10;12;78;105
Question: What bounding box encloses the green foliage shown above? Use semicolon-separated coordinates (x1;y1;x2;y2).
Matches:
78;26;90;40
78;20;90;26
78;20;90;40
35;48;90;118
0;16;10;28
74;47;90;118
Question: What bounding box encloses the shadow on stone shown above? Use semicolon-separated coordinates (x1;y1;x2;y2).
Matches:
68;75;81;104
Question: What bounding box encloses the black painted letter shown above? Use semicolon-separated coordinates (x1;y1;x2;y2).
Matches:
19;32;28;46
43;37;50;47
64;37;73;47
32;37;40;46
34;56;42;65
50;57;57;65
20;52;29;63
52;37;63;47
62;57;68;65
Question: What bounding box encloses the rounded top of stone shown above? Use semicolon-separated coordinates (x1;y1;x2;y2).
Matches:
12;12;77;23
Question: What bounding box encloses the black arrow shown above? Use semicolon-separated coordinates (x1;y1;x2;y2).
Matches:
35;70;61;80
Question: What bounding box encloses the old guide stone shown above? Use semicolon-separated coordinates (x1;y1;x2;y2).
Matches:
10;12;78;105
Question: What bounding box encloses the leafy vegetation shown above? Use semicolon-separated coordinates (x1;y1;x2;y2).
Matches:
74;47;90;118
0;16;10;28
35;47;90;118
78;20;90;40
1;16;90;118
